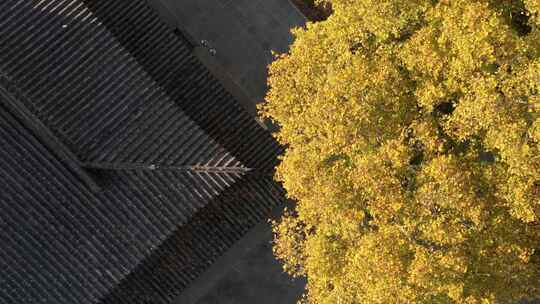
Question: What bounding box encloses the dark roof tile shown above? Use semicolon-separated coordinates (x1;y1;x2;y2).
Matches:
0;0;286;303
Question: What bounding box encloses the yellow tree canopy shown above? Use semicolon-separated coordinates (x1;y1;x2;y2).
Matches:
260;0;540;303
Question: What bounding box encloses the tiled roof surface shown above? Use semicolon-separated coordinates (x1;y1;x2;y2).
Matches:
0;1;285;303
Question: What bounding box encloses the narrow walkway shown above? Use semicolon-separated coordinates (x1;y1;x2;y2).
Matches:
151;0;305;104
174;204;306;304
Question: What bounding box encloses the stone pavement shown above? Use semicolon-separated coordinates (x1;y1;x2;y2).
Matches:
174;204;306;304
151;0;306;106
194;239;306;304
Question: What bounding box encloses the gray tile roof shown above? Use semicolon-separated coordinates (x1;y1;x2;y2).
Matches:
0;1;285;303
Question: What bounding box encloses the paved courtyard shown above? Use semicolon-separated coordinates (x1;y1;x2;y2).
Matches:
175;205;306;304
152;0;305;106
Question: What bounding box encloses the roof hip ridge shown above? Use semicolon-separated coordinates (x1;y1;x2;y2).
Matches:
82;161;255;174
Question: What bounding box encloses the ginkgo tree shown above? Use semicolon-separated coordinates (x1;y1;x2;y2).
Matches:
259;0;540;303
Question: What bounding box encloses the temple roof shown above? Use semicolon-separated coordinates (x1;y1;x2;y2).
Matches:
0;1;285;303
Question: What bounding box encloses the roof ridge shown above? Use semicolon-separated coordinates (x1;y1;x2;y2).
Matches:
82;162;253;174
